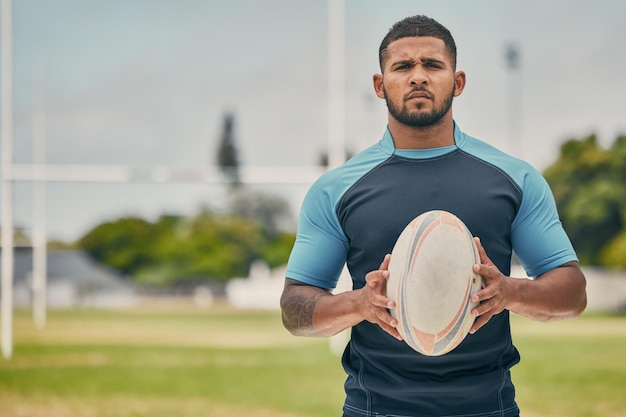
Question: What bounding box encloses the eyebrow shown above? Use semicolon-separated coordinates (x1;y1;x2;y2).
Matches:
422;57;445;66
389;57;446;68
390;59;414;68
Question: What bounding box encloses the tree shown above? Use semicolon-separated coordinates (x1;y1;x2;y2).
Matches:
77;210;296;286
227;188;293;238
227;189;296;268
78;217;159;276
544;134;626;266
216;112;241;189
135;212;264;285
259;231;296;269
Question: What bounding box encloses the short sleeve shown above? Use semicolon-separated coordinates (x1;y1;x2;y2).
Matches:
285;178;349;290
511;169;578;277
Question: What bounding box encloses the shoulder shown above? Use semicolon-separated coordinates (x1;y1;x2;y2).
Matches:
286;137;392;288
455;128;544;191
304;138;393;209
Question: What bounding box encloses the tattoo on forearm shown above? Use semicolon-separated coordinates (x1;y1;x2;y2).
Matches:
281;292;324;336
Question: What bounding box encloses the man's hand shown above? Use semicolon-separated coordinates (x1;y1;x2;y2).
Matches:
358;254;402;340
469;237;516;334
281;254;402;339
469;236;587;334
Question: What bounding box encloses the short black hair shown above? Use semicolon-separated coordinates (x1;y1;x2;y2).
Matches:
378;15;457;71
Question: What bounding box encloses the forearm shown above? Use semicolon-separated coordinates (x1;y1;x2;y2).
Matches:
507;262;587;322
280;279;363;337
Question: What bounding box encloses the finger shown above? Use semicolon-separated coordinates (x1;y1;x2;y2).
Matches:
471;286;493;304
379;253;391;271
376;312;403;340
363;273;395;307
365;255;392;289
473;237;494;266
471;295;495;316
469;313;490;334
472;262;501;286
383;326;403;341
371;293;396;309
365;269;390;286
469;299;497;333
376;309;398;327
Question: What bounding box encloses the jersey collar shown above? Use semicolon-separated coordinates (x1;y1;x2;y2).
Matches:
380;121;465;159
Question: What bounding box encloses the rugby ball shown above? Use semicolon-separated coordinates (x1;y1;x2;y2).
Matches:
387;210;482;356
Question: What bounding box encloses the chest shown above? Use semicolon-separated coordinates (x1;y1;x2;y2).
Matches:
337;155;521;283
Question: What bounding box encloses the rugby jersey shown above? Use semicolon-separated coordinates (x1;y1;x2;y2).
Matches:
286;123;577;417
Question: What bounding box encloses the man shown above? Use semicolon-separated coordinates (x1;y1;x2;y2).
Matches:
280;15;587;417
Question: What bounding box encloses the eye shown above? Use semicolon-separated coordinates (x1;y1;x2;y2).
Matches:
425;62;442;69
393;61;412;71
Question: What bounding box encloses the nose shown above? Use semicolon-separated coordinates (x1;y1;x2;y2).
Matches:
409;67;428;86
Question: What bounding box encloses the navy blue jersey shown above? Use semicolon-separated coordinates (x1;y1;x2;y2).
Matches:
286;123;577;417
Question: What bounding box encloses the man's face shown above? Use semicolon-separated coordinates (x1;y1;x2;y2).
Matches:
374;36;463;128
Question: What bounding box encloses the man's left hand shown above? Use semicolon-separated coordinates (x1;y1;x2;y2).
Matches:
469;237;517;334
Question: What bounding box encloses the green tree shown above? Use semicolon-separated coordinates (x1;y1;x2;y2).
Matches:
226;189;296;268
78;210;296;287
78;189;297;286
599;231;626;268
78;217;159;276
259;232;296;269
143;212;264;284
544;134;626;266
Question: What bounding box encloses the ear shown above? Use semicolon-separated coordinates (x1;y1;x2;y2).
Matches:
373;73;385;99
453;71;466;97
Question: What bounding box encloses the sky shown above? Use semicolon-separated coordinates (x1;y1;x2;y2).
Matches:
5;0;626;241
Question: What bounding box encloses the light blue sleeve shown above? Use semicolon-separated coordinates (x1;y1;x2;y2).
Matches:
511;167;578;277
285;175;349;290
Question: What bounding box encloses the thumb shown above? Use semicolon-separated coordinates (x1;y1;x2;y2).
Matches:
473;237;494;266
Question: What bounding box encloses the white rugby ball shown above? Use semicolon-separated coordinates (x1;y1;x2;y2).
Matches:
387;210;482;356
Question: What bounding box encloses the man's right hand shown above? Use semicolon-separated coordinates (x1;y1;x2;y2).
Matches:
280;254;402;341
358;254;402;340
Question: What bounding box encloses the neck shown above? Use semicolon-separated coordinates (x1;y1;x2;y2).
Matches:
388;113;455;149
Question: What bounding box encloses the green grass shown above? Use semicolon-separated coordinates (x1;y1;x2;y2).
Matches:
0;301;345;417
1;301;625;417
511;314;626;417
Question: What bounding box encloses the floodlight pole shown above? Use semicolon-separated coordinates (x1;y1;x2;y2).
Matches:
505;43;522;158
1;0;14;360
327;0;346;169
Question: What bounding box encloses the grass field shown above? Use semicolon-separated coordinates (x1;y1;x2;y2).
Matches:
1;299;625;417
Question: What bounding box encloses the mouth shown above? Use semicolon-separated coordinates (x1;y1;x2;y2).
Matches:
405;90;433;101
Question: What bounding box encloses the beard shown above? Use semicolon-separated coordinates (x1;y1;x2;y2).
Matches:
384;85;455;128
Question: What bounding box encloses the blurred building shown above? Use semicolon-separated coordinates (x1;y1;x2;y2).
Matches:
6;247;136;308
